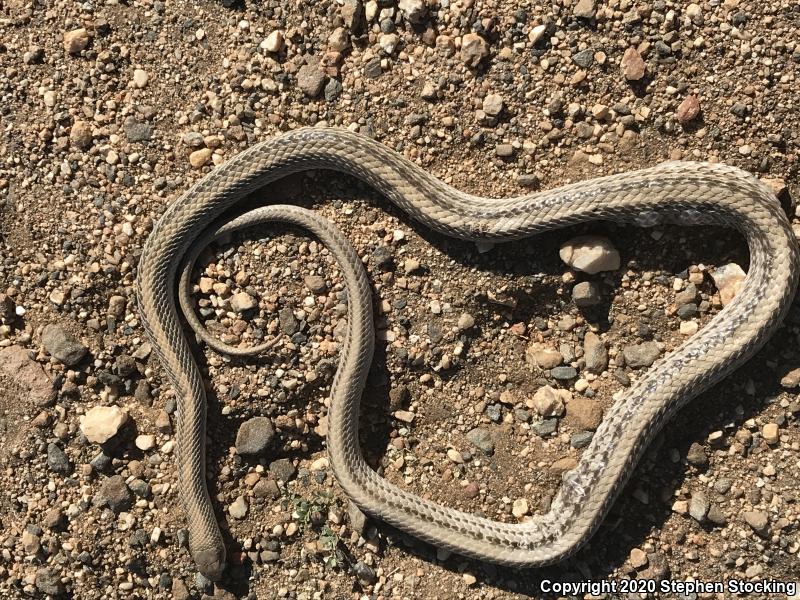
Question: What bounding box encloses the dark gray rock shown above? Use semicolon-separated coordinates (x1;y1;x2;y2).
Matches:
466;427;494;455
95;475;133;513
123;116;153;142
571;48;594;68
570;431;594;449
35;567;65;596
551;366;578;380
686;442;708;467
353;560;377;584
269;458;296;482
533;418;558;437
677;303;698;320
324;78;343;101
42;324;87;366
235;417;276;456
623;342;661;368
364;57;382;78
47;443;71;474
347;500;368;535
278;308;299;335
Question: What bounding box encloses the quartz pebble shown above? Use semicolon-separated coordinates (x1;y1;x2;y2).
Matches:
80;406;128;444
559;236;620;274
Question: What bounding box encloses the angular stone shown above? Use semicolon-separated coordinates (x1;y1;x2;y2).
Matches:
551;366;578;380
621;47;646;81
398;0;427;24
511;498;529;518
689;491;709;522
236;417;276;456
559;235;620;274
530;385;565;417
710;263;745;306
304;275;327;294
269;458;296;482
482;93;504;117
573;0;596;19
64;28;90;54
123;116;153;143
262;30;284;53
42;324;87;366
95;475;133;513
229;496;248;519
583;332;608;373
297;64;326;97
35;567;65;596
532;418;558;437
460;33;489;67
230;292;257;312
526;343;562;369
623;342;661;368
0;346;55;406
572;281;601;307
80;405;128;444
743;510;769;536
762;423;779;445
686;442;708;467
47;443;71;474
70;120;93;149
465;427;494;455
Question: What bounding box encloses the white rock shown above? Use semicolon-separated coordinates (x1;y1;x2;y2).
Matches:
710;263;746;306
529;385;565;417
512;498;529;517
310;457;329;471
447;449;464;463
262;30;284;53
132;69;149;88
482;93;504;117
398;0;427;24
379;33;399;54
229;496;248;519
528;24;547;45
559;235;620;274
135;434;155;451
230;291;257;312
80;406;128;444
679;321;699;336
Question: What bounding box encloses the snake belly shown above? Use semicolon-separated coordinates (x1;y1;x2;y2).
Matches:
136;127;799;580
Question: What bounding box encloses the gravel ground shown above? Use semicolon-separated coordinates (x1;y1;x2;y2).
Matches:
1;0;799;598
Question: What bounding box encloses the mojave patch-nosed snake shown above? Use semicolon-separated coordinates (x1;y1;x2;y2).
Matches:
136;127;799;580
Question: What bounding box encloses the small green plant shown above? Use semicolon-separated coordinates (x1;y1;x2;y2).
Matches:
283;491;343;569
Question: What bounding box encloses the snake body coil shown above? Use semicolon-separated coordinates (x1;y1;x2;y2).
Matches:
136;128;799;580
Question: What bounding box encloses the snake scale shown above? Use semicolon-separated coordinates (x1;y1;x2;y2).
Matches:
136;127;799;580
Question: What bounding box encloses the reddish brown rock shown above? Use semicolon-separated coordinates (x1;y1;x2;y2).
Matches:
676;95;701;125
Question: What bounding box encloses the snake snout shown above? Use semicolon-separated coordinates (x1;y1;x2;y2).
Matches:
192;547;226;581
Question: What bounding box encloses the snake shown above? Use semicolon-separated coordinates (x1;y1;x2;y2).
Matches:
136;127;799;580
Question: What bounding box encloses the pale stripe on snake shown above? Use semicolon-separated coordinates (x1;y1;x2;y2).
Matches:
136;127;799;580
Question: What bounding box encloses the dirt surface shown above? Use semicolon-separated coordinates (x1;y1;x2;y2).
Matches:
0;0;799;598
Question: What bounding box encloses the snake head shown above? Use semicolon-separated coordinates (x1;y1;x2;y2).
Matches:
192;546;226;581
